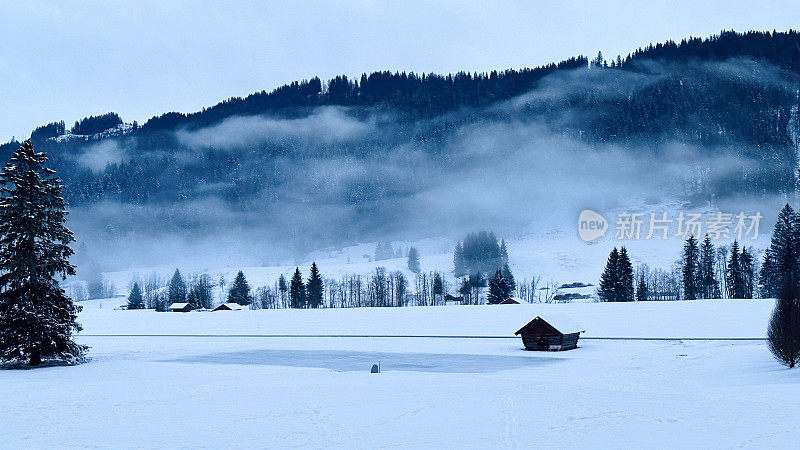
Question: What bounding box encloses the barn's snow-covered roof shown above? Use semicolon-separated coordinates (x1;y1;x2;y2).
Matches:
168;302;192;309
516;314;585;335
214;303;243;310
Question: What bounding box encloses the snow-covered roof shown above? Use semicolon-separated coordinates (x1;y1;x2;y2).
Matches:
214;303;243;310
516;314;585;335
539;314;585;334
168;303;192;309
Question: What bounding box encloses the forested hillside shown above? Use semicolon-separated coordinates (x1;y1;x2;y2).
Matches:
3;30;800;264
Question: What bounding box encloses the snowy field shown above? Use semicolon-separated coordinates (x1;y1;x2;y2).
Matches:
2;300;798;449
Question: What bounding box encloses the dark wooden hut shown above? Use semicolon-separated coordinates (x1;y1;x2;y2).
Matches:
514;315;584;351
212;302;243;311
167;302;195;313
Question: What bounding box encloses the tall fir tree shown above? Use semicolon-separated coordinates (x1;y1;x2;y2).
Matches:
760;204;800;297
432;272;444;304
407;246;421;274
290;268;306;308
486;270;512;304
189;274;214;309
598;248;620;302
616;247;635;302
168;269;187;305
636;273;649;301
127;282;144;309
227;270;252;306
501;262;516;292
682;235;701;300
278;274;288;306
699;234;720;299
726;241;744;299
0;141;86;365
306;262;324;308
453;242;465;277
740;247;754;299
499;239;509;265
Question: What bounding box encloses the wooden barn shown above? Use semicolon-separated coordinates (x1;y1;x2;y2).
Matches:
167;302;195;313
514;314;584;351
499;298;520;304
213;303;243;311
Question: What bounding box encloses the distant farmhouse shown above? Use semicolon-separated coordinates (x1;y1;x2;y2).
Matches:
515;315;584;351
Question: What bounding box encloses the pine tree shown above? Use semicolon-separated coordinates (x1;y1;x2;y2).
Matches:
227;271;252;306
453;242;465;277
699;235;720;299
486;270;512;304
432;272;444;305
407;246;420;274
499;239;509;265
636;273;649;301
727;241;743;299
501;262;516;292
278;274;288;306
760;251;778;298
740;247;754;299
682;235;701;300
306;262;324;308
0;141;86;366
598;248;620;302
617;247;635;301
290;268;306;308
767;276;800;368
189;274;214;309
168;269;187;305
127;282;144;309
760;204;800;297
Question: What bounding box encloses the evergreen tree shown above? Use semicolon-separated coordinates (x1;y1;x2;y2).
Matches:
599;248;618;301
599;247;634;302
760;251;778;298
407;246;421;274
189;274;213;309
227;270;252;306
486;270;512;304
617;247;635;301
598;248;620;302
168;269;187;305
0;141;86;365
760;204;800;297
278;274;288;305
740;247;754;299
636;273;649;301
682;235;701;300
501;262;516;292
767;277;800;368
727;241;744;298
289;268;306;308
699;235;720;299
453;242;465;277
499;239;509;265
432;272;444;304
306;262;324;308
127;282;144;309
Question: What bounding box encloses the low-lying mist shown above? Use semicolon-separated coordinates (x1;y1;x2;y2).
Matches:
64;61;798;274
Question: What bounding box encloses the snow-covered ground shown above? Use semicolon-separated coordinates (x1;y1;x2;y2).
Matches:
2;300;798;449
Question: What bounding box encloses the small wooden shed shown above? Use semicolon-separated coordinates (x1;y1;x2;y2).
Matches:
168;302;195;313
213;302;243;311
515;315;584;351
499;298;520;304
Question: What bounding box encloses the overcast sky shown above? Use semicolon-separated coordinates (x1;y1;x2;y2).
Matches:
2;0;799;142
